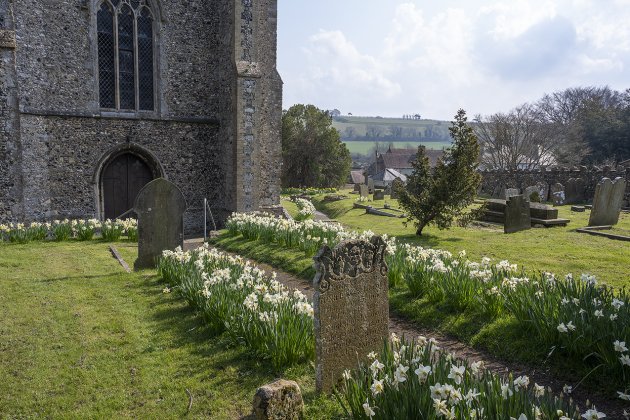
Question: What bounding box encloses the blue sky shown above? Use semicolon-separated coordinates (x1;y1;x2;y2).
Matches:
277;0;630;120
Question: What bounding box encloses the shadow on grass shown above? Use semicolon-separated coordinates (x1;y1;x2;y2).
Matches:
395;233;463;247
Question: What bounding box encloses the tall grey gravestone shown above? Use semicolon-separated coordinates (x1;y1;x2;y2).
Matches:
134;178;187;269
504;195;531;234
391;178;403;200
367;178;375;194
504;188;519;200
565;178;586;204
589;177;627;227
359;184;368;199
313;236;389;393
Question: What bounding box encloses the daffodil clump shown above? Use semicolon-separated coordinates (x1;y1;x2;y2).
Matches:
0;218;138;243
281;187;337;196
340;334;599;420
293;198;316;221
225;212;630;400
157;244;315;369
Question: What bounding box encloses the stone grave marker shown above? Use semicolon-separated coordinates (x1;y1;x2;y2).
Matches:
313;236;389;393
134;178;187;269
373;190;385;200
550;183;565;205
367;178;375;194
359;184;368;199
565;178;586;204
589;177;627;227
391;178;403;200
524;185;541;202
504;195;531;234
353;184;361;193
504;188;519;200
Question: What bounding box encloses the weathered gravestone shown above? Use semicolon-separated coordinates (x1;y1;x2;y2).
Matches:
550;183;565;205
359;184;368;199
504;195;531;234
565;178;586;204
523;182;548;202
367;178;375;194
391;178;403;200
313;236;389;393
353;183;361;193
524;186;541;202
373;190;385;200
252;379;304;420
504;188;519;200
134;178;187;269
589;177;627;227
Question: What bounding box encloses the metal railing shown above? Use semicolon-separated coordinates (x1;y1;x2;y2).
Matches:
203;198;217;242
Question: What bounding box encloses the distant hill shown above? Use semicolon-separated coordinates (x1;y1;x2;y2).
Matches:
332;116;452;156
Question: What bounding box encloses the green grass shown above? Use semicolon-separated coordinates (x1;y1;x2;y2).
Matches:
311;191;630;289
0;241;341;418
342;140;451;155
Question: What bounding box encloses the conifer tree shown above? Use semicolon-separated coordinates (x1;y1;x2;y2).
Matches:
396;109;481;236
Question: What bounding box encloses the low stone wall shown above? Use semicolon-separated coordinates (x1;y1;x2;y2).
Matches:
479;167;630;206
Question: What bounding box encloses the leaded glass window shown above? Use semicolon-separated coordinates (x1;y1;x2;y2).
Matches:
96;0;156;111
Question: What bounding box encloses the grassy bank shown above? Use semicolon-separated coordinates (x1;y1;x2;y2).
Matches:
311;191;630;288
0;241;340;418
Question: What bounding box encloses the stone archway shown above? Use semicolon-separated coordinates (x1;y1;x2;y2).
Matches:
94;144;165;220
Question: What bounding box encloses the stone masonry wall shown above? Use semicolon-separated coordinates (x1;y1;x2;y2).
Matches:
480;167;630;206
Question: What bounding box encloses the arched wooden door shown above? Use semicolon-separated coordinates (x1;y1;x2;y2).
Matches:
102;153;154;219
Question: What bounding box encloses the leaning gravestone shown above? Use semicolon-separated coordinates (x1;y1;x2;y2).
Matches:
550;183;565;205
588;177;627;227
391;178;403;200
134;178;187;269
504;195;531;234
373;190;385;200
504;188;519;200
313;236;389;393
565;178;586;204
359;184;368;199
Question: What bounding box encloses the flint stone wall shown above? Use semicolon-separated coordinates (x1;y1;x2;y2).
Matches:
480;167;630;207
0;0;282;232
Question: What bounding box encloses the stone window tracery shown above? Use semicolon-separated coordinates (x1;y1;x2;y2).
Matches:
96;0;155;111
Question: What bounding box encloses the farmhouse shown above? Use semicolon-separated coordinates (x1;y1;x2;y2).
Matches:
0;0;283;231
364;145;442;186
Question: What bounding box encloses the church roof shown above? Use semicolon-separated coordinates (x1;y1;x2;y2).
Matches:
349;170;364;184
381;147;444;169
373;168;407;182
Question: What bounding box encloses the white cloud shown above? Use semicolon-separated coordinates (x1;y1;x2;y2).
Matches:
280;0;630;119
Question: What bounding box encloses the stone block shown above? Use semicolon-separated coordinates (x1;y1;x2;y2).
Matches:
252;379;304;420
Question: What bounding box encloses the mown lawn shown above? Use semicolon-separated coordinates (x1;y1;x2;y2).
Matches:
311;191;630;288
0;241;341;419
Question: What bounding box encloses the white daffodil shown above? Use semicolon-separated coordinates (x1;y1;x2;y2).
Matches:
394;364;408;384
534;383;545;398
620;354;630;366
513;375;530;392
342;369;351;381
614;340;628;353
581;407;606;419
362;400;376;418
501;383;513;399
594;310;604;318
371;379;384;396
557;323;568;333
448;365;465;385
563;385;573;395
617;391;630;401
415;365;432;384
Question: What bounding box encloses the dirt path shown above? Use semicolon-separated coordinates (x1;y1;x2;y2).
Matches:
183;238;627;417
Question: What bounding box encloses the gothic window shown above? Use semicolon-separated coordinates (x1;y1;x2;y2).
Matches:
96;0;156;111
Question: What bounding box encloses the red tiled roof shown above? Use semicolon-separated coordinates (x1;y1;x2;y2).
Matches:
381;148;444;168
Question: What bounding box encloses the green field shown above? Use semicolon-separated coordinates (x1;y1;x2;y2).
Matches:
332;116;453;155
343;140;451;155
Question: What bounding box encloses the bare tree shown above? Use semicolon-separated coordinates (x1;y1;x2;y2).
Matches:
365;125;384;138
474;104;558;170
388;125;403;139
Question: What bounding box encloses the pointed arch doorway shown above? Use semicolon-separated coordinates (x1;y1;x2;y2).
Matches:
101;153;154;219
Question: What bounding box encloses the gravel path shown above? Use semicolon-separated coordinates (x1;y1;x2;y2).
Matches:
183;238;627;417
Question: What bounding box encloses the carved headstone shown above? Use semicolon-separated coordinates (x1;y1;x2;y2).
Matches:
524;186;541;202
313;236;389;393
134;178;187;269
504;188;519;200
367;178;375;194
550;183;565;205
359;184;368;199
391;178;403;200
373;190;385;200
354;183;361;193
504;195;531;234
589;177;627;227
565;178;586;204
